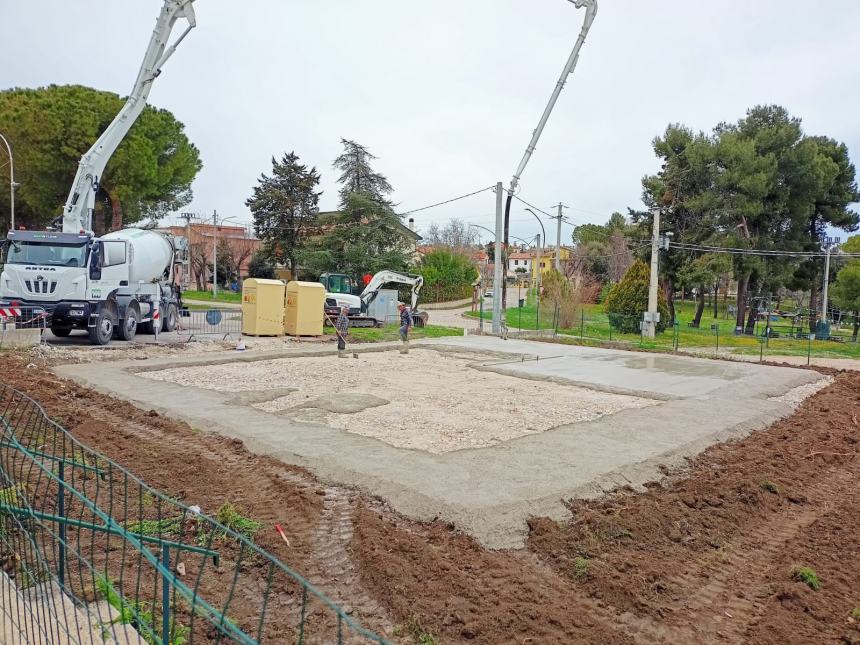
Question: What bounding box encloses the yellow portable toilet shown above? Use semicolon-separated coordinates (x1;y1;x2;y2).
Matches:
284;281;325;336
242;279;286;336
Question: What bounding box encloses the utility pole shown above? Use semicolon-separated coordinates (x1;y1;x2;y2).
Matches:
492;183;504;333
535;233;542;328
821;236;840;325
644;207;661;338
554;202;565;271
212;209;218;298
178;212;195;289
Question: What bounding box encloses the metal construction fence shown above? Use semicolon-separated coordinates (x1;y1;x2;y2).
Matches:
175;308;243;342
477;305;860;364
0;306;50;332
0;384;388;644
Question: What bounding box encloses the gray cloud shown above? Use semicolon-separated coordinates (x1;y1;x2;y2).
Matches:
3;0;858;243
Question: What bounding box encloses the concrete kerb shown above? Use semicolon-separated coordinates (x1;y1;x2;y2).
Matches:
0;328;43;349
53;337;826;549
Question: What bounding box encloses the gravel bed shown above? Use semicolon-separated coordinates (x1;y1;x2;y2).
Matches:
141;348;659;453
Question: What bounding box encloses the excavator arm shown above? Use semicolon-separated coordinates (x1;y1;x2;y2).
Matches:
61;0;197;234
359;271;425;312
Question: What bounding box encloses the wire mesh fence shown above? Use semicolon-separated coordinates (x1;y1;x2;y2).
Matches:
175;309;243;342
0;305;50;331
0;384;388;644
472;300;860;364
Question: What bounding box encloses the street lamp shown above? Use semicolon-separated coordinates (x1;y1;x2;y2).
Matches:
212;212;240;298
0;133;18;231
468;223;496;240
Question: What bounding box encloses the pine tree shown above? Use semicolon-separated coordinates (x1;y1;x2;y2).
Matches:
604;260;669;333
245;152;320;279
302;139;414;278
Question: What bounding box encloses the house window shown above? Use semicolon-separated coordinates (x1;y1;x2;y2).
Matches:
540;262;545;268
514;260;519;265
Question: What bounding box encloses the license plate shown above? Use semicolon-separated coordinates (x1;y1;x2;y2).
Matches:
70;309;83;316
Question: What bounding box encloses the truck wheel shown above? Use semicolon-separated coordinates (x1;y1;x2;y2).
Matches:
88;311;115;346
162;303;178;332
51;327;72;337
117;303;139;341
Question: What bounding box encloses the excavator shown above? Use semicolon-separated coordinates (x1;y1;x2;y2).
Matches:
321;271;428;328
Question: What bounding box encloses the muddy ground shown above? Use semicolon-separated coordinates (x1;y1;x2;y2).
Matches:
3;349;860;644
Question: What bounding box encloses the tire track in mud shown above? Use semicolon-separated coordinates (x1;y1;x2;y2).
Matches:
287;479;396;638
83;405;397;638
622;465;858;644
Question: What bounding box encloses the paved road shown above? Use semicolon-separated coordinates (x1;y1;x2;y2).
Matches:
183;298;241;309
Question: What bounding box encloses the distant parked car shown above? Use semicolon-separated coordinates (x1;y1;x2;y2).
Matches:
484;290;493;298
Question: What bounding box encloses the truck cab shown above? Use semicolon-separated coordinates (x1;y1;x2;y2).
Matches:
1;230;93;313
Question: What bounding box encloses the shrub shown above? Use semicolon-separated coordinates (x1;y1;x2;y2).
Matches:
603;260;669;333
416;249;479;303
541;269;580;328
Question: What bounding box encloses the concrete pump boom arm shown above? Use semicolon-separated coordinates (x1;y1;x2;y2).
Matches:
61;0;196;234
507;0;597;197
359;271;425;311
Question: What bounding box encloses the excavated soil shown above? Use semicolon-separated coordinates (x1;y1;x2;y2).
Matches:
3;349;860;644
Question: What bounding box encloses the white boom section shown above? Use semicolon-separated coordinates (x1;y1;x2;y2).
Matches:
61;0;197;234
359;271;424;311
507;0;597;196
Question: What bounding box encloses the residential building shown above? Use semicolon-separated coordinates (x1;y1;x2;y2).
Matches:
161;222;260;290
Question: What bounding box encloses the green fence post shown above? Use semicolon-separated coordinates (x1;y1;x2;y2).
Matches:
580;310;584;339
608;317;612;342
759;337;764;363
162;544;170;645
808;333;813;366
57;459;66;590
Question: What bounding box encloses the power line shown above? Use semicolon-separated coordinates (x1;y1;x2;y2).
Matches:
398;186;495;216
670;241;860;258
511;194;554;218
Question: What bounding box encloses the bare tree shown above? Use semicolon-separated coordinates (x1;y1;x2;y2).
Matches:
424;218;479;250
224;236;257;281
606;231;633;283
189;239;210;291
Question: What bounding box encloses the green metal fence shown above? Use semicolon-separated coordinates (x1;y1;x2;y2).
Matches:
0;384;388;644
480;301;859;363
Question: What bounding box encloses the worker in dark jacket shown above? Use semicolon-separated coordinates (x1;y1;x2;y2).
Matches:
336;307;350;357
398;303;412;354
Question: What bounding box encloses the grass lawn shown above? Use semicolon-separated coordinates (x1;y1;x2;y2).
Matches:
324;324;464;343
182;289;242;304
467;293;860;359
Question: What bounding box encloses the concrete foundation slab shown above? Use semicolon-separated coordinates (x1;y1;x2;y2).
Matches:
54;337;825;548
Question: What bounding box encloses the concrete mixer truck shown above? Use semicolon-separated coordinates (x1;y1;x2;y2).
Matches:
1;227;184;344
0;0;196;345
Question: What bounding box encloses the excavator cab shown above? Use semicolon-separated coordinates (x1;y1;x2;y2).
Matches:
319;272;357;295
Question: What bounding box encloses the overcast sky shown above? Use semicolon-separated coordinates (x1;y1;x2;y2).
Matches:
3;0;859;244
